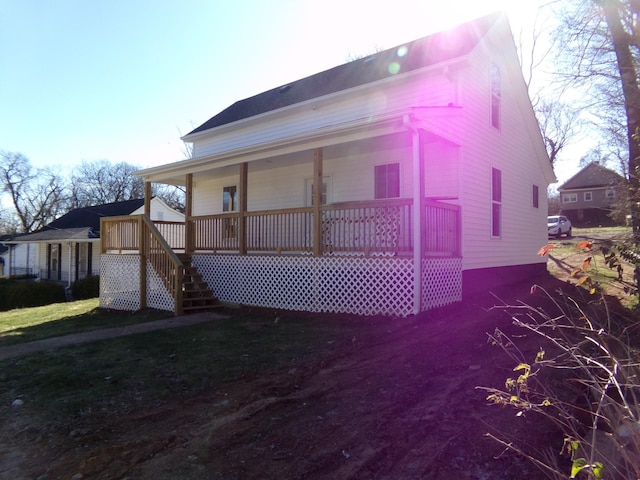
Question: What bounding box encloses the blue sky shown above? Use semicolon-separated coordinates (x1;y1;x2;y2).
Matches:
0;1;557;177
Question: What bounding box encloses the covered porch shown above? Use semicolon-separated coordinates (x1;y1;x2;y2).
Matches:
100;115;464;316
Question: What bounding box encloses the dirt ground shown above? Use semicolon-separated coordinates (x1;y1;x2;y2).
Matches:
1;274;585;480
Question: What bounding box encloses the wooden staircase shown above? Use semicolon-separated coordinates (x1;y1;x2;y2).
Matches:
177;254;220;313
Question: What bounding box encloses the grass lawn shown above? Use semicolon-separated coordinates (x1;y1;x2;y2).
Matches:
0;304;351;427
546;226;638;308
0;299;172;347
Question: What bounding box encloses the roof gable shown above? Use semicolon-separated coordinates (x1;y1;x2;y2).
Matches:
558;162;625;190
187;13;501;136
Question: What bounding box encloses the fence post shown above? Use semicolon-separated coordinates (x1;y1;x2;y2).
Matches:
175;266;183;316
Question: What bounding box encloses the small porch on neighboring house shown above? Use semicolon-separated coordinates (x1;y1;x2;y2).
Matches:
100;137;463;317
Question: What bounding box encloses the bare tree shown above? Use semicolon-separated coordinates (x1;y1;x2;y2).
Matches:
154;184;186;213
516;3;581;166
555;0;640;236
69;160;145;208
0;151;68;233
69;159;186;212
0;208;19;236
536;98;582;165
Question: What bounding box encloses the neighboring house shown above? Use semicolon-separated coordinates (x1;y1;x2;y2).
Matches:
9;198;183;287
100;13;556;317
557;162;627;227
0;234;38;278
0;237;8;276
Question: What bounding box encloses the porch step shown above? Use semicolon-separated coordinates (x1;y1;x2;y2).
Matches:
177;255;221;314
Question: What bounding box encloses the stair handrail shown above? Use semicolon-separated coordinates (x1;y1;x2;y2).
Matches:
139;215;184;316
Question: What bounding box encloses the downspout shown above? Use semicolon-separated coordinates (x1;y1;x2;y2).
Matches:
403;114;424;315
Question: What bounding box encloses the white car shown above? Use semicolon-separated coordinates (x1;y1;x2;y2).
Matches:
548;215;572;238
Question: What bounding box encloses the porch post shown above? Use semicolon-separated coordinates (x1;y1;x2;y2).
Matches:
411;127;426;314
144;181;152;217
238;162;248;255
313;148;323;256
185;174;193;254
139;216;147;310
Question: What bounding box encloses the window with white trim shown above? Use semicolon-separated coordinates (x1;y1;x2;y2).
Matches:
305;177;330;206
584;191;592;201
606;189;615;199
223;185;238;238
563;193;577;203
490;63;501;129
492;167;502;237
374;163;400;199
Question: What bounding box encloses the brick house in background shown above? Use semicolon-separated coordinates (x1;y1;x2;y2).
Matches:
558;162;627;227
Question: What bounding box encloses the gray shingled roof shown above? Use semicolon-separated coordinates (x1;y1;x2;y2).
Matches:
187;13;501;136
558;162;625;190
11;227;97;243
7;199;145;243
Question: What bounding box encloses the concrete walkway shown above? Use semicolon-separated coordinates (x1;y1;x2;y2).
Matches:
0;311;228;361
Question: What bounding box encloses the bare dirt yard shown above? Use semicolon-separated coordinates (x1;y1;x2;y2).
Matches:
3;233;632;479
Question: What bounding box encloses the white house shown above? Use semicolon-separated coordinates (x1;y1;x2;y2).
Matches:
100;13;556;316
9;197;183;286
0;237;37;278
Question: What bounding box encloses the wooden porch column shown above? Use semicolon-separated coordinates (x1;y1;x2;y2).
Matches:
139;216;147;310
313;148;323;256
238;163;248;255
144;181;152;217
185;174;194;254
411;127;426;314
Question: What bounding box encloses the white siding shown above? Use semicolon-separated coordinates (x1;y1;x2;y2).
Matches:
185;21;551;273
131;197;184;222
456;36;549;272
5;243;38;275
191;133;460;216
193;71;458;160
424;141;459;199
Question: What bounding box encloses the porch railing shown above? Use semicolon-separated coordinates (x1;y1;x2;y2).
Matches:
102;215;184;315
101;198;460;258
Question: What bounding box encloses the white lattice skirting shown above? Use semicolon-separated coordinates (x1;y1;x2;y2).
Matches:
99;254;462;316
100;255;174;312
422;257;463;309
194;254;462;317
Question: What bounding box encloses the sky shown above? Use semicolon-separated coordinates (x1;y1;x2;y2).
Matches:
0;0;571;184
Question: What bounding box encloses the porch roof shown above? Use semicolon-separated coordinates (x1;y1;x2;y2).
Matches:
9;227;99;244
137;110;460;186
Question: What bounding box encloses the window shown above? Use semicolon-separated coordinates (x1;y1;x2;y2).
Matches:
606;189;615;199
305;176;330;206
492;168;502;237
374;163;400;199
532;184;539;208
490;63;501;129
563;193;577;203
584;191;592;202
223;186;238;212
223;186;238;238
